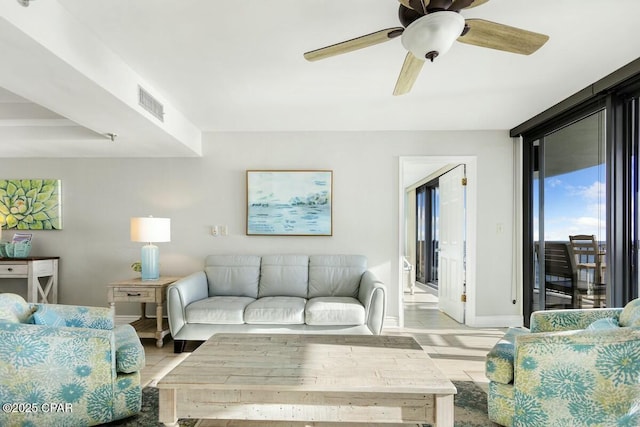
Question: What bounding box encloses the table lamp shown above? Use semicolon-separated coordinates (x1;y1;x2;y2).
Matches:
130;216;170;281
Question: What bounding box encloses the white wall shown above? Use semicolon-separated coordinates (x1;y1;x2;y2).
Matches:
0;130;520;325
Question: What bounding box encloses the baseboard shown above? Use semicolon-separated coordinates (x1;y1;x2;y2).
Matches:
465;314;523;328
383;316;400;328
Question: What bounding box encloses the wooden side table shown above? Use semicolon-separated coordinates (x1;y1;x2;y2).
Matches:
107;276;180;348
0;257;59;304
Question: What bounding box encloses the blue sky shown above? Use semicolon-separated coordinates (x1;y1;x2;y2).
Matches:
534;165;605;242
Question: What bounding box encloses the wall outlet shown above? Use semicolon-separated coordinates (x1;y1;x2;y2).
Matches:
220;225;228;236
211;225;219;236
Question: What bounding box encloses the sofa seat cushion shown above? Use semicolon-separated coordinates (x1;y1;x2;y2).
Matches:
114;324;145;373
485;327;529;384
244;297;306;324
186;296;255;324
305;297;365;326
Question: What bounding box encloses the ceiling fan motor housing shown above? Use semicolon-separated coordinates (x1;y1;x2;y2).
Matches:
401;11;465;61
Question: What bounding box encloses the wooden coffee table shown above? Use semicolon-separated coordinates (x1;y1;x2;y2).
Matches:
157;334;456;427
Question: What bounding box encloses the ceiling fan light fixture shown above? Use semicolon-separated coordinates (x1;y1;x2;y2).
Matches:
401;11;465;61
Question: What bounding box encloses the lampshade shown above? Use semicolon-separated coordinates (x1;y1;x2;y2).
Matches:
401;11;465;61
130;217;170;281
130;217;171;243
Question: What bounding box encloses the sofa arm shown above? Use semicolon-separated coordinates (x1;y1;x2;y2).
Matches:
530;307;624;333
32;303;115;330
358;270;386;335
0;322;117;426
167;271;209;336
513;327;640;426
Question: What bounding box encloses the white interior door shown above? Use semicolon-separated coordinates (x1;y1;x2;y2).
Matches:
438;165;466;323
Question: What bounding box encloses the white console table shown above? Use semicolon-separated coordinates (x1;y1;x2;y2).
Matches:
0;257;59;303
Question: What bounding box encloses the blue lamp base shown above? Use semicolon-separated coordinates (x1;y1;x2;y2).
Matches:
141;244;160;281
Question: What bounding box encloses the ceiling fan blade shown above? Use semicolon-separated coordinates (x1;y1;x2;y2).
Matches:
304;27;404;62
393;52;425;96
458;19;549;55
398;0;429;13
449;0;490;11
463;0;490;9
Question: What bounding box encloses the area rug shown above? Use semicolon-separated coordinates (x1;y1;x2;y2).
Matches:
424;381;499;427
107;381;498;426
103;387;196;427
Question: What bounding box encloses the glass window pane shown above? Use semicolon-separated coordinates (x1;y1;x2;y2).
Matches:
541;110;607;310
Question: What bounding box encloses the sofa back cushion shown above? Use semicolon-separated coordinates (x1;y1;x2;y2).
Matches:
0;293;34;324
259;255;309;298
205;255;261;298
619;298;640;327
308;255;366;298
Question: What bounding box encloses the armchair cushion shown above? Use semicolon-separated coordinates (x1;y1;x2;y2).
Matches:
32;303;115;330
0;293;35;323
32;304;65;327
115;324;145;373
586;317;619;330
619;298;640;327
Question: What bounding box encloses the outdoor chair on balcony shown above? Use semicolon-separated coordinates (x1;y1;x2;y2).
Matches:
535;241;580;309
485;299;640;426
569;234;606;307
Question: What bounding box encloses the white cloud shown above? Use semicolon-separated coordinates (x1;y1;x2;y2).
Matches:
576;181;605;201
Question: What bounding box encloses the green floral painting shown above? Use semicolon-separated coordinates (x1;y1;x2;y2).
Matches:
0;179;62;230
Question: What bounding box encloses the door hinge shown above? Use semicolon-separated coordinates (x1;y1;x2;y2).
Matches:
461;177;467;186
461;293;467;302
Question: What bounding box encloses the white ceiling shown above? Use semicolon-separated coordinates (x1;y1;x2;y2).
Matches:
0;0;639;157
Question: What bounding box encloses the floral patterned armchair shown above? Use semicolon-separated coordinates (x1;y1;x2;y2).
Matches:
486;299;640;426
0;293;145;426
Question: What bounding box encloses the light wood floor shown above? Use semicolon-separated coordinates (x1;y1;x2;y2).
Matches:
139;285;507;394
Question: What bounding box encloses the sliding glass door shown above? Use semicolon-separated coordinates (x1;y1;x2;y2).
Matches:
530;111;607;312
522;76;640;325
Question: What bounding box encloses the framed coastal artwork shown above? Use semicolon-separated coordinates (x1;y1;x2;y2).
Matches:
246;170;332;236
0;179;62;230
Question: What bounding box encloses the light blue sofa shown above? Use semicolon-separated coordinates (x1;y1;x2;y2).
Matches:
167;255;386;353
0;293;145;427
486;299;640;426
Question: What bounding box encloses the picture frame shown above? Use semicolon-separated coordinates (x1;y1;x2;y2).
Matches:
246;170;332;236
0;179;62;230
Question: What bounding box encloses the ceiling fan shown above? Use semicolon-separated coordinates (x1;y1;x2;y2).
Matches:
303;0;549;96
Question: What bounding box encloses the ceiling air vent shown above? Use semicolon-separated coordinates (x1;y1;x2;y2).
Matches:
138;86;164;122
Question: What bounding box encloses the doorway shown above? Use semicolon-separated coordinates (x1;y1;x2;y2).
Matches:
399;157;477;328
